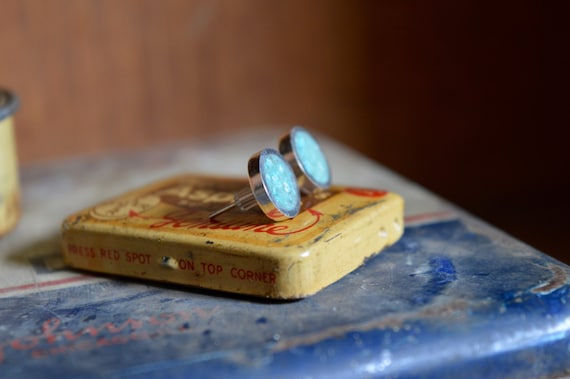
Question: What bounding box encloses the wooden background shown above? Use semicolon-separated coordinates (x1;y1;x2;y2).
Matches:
1;1;567;261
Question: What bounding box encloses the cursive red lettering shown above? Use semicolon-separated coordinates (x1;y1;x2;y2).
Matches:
146;210;320;236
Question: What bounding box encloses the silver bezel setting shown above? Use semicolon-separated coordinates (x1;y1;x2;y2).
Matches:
248;148;300;221
279;126;331;192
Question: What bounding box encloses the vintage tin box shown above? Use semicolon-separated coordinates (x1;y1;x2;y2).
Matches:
61;175;404;298
0;88;20;237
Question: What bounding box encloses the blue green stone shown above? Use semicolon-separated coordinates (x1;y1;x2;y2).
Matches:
260;150;299;215
292;128;331;188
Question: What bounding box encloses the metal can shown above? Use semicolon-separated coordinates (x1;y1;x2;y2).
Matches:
62;175;404;299
0;88;20;237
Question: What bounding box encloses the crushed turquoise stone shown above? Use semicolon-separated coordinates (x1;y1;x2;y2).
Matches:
260;150;300;216
292;128;331;188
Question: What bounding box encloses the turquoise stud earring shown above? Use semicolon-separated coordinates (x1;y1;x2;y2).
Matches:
209;148;300;221
279;126;331;194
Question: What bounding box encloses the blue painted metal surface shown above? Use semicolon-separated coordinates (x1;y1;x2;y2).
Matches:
1;219;569;378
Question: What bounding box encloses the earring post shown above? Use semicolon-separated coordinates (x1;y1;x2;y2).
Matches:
209;202;236;219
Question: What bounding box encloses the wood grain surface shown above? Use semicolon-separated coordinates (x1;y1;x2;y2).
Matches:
0;1;567;260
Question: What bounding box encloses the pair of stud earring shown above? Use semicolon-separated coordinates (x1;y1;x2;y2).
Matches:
209;126;331;221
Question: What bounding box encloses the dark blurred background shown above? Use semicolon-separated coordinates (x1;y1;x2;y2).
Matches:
1;1;567;261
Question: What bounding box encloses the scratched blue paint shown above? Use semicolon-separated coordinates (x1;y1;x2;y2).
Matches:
1;220;570;378
411;256;457;305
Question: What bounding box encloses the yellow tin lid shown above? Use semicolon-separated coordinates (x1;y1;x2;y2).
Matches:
61;175;404;299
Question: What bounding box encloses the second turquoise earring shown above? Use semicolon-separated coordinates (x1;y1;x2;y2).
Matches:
279;126;331;194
